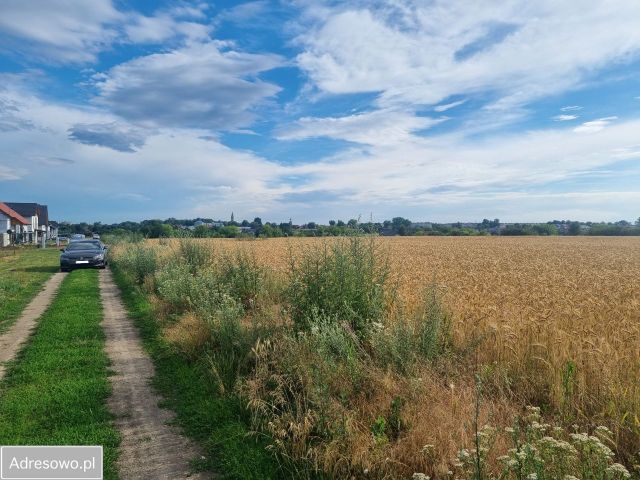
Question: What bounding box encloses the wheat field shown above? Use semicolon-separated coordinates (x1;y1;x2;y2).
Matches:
130;235;640;475
199;236;640;446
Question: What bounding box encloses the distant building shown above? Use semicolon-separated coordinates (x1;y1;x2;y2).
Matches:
4;202;50;244
0;203;30;247
49;221;59;240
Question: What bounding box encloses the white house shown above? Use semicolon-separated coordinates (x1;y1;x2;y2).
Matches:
4;202;49;244
0;203;30;247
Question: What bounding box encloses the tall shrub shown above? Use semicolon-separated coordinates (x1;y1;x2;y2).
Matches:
116;244;157;285
287;237;390;337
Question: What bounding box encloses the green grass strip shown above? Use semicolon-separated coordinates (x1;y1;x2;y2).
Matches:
0;248;60;333
111;265;280;480
0;269;120;479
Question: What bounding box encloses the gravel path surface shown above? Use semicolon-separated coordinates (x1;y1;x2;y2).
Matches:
100;269;211;479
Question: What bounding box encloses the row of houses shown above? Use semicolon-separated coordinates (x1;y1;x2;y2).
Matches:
0;202;58;247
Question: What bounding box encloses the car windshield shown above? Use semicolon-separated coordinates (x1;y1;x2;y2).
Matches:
66;242;101;251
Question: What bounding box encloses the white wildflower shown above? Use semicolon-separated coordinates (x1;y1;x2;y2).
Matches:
605;463;630;478
458;449;471;460
372;321;384;332
412;474;430;480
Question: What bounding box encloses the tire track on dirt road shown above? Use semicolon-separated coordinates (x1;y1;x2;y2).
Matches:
0;272;65;381
99;269;211;479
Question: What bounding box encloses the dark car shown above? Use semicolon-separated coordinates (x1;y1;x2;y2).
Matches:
82;239;106;249
60;241;108;272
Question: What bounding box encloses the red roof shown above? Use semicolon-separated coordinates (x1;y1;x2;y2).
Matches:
0;202;30;225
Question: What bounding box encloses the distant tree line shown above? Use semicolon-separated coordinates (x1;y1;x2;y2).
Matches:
56;216;640;239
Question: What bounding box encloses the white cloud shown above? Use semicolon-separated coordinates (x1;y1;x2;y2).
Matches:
295;1;640;114
0;85;288;218
553;114;578;121
124;7;211;44
0;0;214;63
167;3;209;20
1;64;639;223
92;42;283;130
573;116;618;133
217;1;269;23
611;146;640;160
561;105;583;111
278;109;446;145
0;165;24;181
0;0;122;63
278;117;640;220
0;95;35;131
433;100;467;112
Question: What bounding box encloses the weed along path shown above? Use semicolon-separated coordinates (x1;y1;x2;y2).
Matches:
99;268;210;479
0;272;65;380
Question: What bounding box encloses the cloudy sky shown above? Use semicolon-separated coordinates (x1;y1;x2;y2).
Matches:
1;0;639;223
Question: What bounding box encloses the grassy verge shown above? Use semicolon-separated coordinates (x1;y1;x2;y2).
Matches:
0;247;60;333
0;270;120;479
111;264;280;479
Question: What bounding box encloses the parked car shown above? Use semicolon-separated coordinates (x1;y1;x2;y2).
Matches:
60;241;108;272
92;233;100;240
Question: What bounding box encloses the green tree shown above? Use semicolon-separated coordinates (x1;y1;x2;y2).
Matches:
220;225;239;237
279;222;292;235
568;221;581;235
159;224;175;237
193;225;212;238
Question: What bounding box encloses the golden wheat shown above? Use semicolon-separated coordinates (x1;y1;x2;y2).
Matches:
141;235;640;473
187;237;640;450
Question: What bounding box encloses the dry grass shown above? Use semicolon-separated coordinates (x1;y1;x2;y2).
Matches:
163;312;210;359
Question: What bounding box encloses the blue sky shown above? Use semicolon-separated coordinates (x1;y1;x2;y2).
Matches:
1;0;639;223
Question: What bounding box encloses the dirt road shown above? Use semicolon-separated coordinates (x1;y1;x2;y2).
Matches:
99;269;210;479
0;272;65;380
